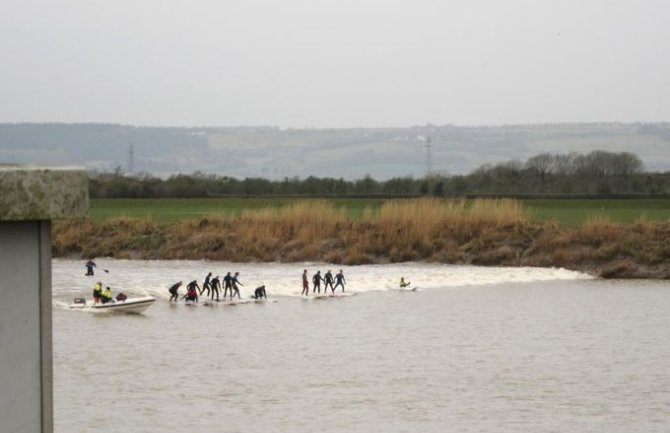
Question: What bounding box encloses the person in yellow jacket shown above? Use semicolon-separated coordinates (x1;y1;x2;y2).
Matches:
100;286;113;304
92;282;103;304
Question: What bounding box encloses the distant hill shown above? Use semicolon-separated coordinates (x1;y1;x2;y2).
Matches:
1;122;669;179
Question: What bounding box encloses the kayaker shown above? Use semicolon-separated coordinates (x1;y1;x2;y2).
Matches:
399;277;410;288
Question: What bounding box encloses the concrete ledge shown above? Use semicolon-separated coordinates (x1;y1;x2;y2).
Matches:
0;165;89;221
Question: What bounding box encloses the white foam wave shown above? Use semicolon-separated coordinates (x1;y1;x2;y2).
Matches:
52;259;592;302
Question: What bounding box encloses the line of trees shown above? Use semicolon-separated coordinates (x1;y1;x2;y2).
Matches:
89;151;670;198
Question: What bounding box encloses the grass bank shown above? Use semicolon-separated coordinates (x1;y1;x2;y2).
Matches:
89;197;670;225
54;198;670;279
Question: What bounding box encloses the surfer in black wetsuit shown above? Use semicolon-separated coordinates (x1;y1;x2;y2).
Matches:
252;285;267;300
201;272;212;296
168;281;182;302
324;270;335;293
231;272;243;299
183;285;198;302
312;271;323;294
85;259;96;276
186;280;200;302
334;269;346;292
210;275;221;301
301;269;309;296
223;272;233;299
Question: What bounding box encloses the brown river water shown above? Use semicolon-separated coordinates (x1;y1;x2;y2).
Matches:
52;260;670;433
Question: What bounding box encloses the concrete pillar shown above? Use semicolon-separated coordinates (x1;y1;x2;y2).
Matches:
0;166;88;433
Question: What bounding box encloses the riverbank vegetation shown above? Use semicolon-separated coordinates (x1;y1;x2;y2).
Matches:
53;198;670;279
88;197;670;225
89;150;670;199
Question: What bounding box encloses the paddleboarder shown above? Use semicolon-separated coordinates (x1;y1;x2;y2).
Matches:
85;259;96;276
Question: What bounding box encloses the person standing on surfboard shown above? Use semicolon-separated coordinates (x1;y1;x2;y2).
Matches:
168;281;182;302
223;272;233;299
186;280;200;302
334;269;346;292
231;272;243;299
312;271;324;294
201;272;212;297
85;259;97;276
301;270;309;296
210;275;221;301
324;270;335;293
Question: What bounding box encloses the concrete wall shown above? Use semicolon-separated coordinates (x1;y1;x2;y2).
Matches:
0;166;87;433
0;222;52;433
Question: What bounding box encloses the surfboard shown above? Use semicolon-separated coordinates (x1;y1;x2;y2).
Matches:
221;299;251;306
311;292;355;300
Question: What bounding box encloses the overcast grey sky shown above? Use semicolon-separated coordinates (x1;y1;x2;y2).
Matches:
1;0;669;128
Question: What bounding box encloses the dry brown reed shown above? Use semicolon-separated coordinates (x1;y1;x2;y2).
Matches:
51;198;670;278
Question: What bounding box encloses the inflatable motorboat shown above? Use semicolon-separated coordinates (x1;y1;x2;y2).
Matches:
69;296;156;314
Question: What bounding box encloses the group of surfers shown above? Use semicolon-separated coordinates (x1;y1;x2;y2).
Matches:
302;269;346;296
87;261;411;304
167;271;268;303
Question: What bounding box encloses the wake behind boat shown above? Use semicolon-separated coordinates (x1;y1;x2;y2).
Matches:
69;296;156;314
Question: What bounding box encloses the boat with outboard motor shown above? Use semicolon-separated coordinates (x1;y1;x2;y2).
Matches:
69;296;156;314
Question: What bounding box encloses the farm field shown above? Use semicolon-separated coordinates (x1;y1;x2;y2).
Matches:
87;197;670;225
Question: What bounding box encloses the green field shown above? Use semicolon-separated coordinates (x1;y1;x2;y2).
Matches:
88;198;670;225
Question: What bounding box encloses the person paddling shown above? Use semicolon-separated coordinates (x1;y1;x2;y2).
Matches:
85;259;97;276
399;277;411;288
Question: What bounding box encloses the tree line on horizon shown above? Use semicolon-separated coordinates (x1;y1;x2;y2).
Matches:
89;150;670;199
